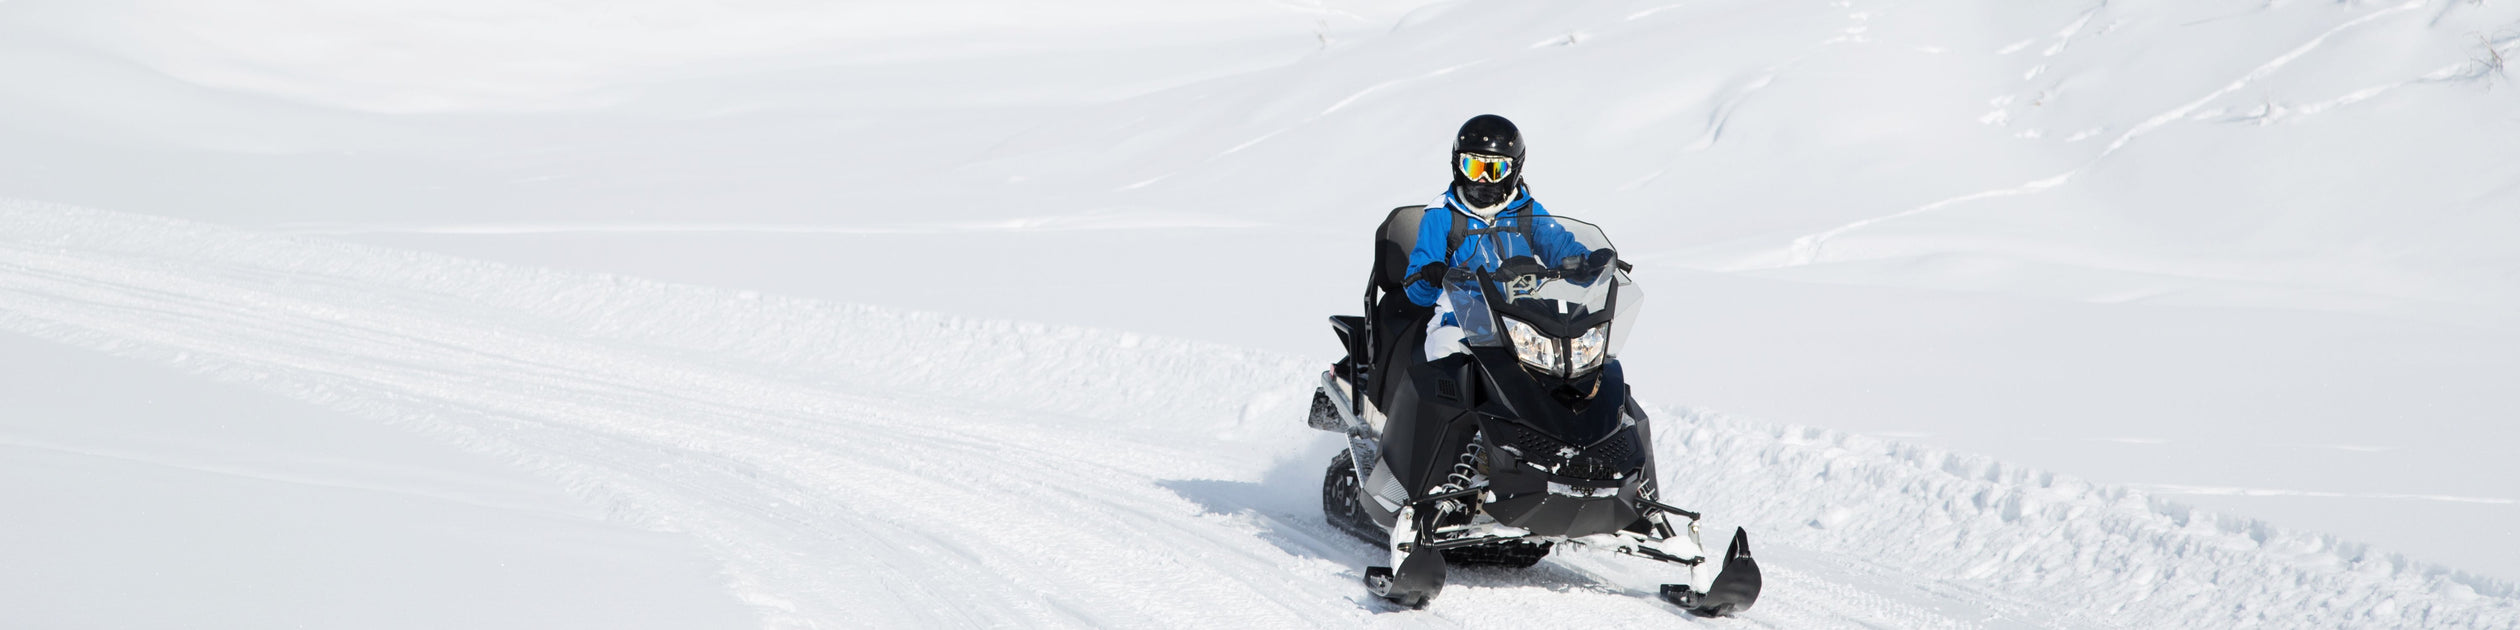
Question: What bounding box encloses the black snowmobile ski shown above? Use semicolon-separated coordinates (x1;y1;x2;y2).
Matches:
1660;527;1764;617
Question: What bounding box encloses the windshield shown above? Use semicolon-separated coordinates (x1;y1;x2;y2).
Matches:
1441;214;1626;346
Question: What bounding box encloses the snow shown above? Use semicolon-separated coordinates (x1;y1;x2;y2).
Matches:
4;0;2519;627
5;200;2513;627
0;334;751;629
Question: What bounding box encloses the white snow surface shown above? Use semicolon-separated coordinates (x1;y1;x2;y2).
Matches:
6;0;2520;627
3;200;2513;628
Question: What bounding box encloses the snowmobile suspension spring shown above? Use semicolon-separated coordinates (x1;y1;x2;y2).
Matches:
1445;432;1486;494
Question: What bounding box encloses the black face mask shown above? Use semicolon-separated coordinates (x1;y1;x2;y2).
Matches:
1457;181;1511;209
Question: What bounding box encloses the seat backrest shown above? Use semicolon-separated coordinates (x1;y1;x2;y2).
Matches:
1372;205;1430;293
1362;205;1435;409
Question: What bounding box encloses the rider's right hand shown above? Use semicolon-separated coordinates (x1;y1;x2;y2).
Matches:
1411;262;1451;287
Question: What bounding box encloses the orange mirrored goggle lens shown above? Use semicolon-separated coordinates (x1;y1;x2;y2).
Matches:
1458;155;1514;183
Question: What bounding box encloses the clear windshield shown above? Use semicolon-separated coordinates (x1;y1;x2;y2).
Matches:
1440;214;1627;348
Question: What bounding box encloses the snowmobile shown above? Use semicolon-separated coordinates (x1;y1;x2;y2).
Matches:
1308;207;1761;615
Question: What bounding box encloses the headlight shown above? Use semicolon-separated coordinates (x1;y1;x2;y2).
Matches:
1501;318;1612;377
1569;324;1609;374
1500;317;1560;375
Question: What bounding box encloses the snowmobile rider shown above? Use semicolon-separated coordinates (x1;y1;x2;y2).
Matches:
1406;114;1594;360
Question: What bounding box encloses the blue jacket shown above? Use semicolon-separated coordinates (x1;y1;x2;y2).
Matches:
1403;186;1587;307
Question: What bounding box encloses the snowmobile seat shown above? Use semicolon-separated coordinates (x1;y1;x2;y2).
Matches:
1372;205;1431;294
1364;204;1436;409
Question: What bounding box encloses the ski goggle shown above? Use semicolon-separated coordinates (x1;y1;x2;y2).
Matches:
1458;153;1515;183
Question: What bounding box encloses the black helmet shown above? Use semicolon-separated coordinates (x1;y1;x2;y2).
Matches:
1451;114;1525;209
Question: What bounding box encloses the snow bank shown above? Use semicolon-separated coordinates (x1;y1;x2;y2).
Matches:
1659;408;2520;628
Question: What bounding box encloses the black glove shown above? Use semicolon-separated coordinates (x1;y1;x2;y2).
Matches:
1409;262;1450;287
1586;249;1618;269
1571;249;1618;283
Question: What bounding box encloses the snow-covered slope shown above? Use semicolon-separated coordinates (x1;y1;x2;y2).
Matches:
0;334;753;629
5;0;2520;626
5;200;2515;627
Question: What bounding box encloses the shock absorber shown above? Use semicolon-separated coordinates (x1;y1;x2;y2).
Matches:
1435;431;1489;521
1446;434;1486;491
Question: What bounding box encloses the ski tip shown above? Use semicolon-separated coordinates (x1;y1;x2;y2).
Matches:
1701;527;1762;616
1366;566;1431;609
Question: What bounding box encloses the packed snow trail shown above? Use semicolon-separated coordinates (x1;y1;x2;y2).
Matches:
0;203;1373;628
1;200;2513;628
